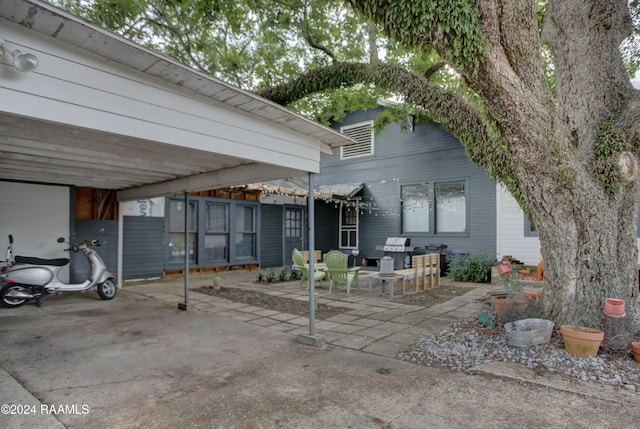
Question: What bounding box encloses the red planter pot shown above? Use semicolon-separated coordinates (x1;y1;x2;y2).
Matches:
603;298;626;318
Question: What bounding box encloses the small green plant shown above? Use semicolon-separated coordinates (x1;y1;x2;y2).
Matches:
257;271;265;282
278;269;289;282
447;251;493;283
290;270;301;280
265;271;276;283
502;274;523;295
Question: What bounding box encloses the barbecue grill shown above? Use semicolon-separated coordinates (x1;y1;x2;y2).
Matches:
376;237;416;270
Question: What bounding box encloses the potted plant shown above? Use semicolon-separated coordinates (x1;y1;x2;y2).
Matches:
492;275;531;321
631;341;640;363
560;325;605;358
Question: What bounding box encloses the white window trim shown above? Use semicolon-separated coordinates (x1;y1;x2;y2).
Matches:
339;203;359;250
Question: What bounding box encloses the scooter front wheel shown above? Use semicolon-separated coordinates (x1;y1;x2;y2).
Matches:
0;283;29;308
97;279;117;300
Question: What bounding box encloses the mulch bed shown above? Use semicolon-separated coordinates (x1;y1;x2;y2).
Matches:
193;284;475;320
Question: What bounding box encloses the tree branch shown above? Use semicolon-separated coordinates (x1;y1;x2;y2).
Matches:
423;61;445;79
301;28;337;62
258;62;522;201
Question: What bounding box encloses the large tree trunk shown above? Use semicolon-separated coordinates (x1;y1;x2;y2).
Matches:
468;0;640;349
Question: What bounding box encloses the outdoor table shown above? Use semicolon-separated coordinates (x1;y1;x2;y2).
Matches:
367;273;405;299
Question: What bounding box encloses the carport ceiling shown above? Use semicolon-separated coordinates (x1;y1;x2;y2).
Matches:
0;113;254;190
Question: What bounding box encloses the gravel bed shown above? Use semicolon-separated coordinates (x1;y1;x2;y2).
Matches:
398;317;640;394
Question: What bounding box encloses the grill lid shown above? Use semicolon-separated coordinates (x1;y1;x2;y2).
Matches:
382;237;412;252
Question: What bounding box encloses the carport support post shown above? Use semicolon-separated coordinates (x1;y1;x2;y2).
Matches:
308;173;316;336
296;173;325;347
178;192;189;311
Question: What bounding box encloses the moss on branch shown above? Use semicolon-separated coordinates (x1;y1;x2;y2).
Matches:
258;62;525;210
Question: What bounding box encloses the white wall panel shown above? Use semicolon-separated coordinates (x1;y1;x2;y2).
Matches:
0;181;70;260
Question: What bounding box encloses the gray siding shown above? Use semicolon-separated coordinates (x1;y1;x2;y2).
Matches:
260;204;284;268
71;220;118;282
314;201;339;254
318;108;496;263
123;216;164;280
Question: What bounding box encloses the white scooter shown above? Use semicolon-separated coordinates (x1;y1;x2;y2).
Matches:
0;231;117;307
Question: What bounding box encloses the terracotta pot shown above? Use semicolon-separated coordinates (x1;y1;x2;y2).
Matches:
603;298;626;318
560;325;605;358
633;351;640;363
492;295;508;318
632;341;640;355
524;290;543;301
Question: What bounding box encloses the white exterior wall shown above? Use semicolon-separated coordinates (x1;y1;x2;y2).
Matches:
497;185;640;264
0;181;70;260
496;185;542;265
0;20;322;174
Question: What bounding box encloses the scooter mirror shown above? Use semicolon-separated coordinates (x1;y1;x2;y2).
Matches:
57;237;65;243
8;235;13;244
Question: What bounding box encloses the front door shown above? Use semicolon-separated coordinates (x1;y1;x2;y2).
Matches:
284;206;305;267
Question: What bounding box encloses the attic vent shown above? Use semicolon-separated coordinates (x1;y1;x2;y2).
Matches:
340;121;374;159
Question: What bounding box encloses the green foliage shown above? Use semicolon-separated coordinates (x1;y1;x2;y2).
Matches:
447;251;493;283
289;270;301;281
257;271;264;282
278;269;289;282
593;121;632;195
348;0;486;72
265;271;276;283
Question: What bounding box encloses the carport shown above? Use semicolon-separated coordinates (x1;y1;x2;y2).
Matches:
0;0;352;336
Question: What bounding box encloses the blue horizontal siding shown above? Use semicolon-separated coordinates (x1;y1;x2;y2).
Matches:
318;108;496;263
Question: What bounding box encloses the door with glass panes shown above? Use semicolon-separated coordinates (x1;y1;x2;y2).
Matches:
284;206;305;267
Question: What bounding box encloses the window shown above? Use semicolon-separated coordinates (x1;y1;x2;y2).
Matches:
435;182;467;233
285;208;303;239
401;180;468;235
401;184;430;233
340;204;358;249
524;216;538;237
169;199;197;263
340;121;374;159
235;205;256;259
205;203;229;262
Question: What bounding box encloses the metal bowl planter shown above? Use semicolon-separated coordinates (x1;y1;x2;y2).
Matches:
504;318;554;347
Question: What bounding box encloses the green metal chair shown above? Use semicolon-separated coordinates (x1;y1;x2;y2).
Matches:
323;250;360;294
292;248;325;288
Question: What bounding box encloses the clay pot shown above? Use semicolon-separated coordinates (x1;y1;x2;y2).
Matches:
524;289;543;300
492;295;508;318
560;325;605;358
603;298;626;318
497;263;512;275
632;342;640;362
493;294;528;320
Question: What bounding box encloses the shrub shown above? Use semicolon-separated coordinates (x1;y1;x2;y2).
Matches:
448;251;493;283
278;269;289;282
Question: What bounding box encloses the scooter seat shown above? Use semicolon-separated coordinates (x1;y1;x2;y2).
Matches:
15;256;70;266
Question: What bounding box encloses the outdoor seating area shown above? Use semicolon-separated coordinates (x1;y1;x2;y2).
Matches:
292;248;326;288
292;249;441;298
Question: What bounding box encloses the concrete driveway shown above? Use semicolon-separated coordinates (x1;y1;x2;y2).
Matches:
1;279;639;429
